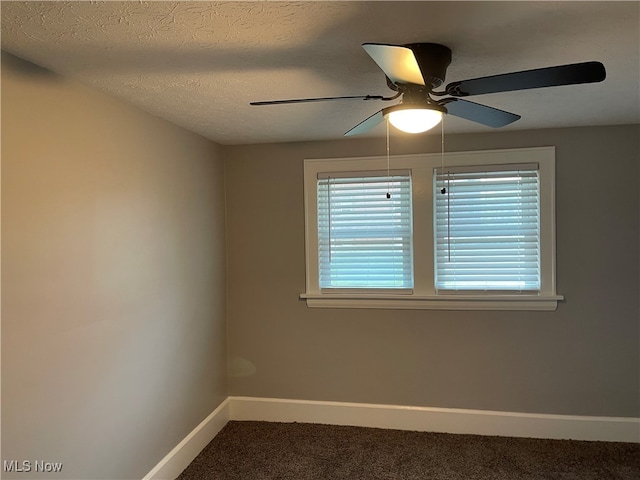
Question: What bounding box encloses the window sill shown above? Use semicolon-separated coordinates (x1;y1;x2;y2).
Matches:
300;293;564;311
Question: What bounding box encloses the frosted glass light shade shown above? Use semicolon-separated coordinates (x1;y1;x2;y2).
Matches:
386;108;443;133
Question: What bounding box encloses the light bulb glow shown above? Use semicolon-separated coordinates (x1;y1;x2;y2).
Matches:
387;108;443;133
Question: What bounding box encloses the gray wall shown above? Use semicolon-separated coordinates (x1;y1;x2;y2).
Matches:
224;124;640;418
1;53;228;479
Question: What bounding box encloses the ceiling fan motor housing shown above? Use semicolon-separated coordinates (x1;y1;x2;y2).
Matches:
405;43;452;88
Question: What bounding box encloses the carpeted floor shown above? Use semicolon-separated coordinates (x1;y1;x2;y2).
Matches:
177;421;640;479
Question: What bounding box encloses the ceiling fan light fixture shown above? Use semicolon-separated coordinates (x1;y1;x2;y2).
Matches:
384;105;444;134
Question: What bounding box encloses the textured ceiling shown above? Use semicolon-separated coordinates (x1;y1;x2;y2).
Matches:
2;1;639;145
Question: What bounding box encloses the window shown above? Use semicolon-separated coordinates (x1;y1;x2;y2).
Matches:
302;147;562;310
317;172;413;290
434;165;540;292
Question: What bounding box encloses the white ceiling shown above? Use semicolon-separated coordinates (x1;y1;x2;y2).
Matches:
2;1;639;145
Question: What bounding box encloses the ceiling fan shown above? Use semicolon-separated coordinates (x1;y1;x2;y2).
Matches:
250;43;606;135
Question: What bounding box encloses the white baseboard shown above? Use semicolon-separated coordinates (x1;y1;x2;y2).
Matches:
142;398;230;480
143;396;639;479
230;396;640;443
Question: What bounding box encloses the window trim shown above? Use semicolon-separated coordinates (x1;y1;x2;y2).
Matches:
302;147;563;311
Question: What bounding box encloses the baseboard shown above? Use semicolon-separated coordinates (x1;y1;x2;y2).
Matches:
142;397;231;480
230;396;640;443
142;395;639;479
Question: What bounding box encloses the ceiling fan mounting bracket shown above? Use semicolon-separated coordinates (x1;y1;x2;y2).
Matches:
386;76;399;91
396;84;443;109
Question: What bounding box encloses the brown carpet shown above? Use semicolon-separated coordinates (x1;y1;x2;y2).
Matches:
177;421;640;480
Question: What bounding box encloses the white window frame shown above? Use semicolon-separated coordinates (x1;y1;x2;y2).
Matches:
301;147;564;311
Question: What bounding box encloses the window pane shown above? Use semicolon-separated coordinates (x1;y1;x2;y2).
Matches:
318;174;413;289
434;168;540;291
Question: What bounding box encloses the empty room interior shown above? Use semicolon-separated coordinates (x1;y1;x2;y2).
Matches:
1;1;639;479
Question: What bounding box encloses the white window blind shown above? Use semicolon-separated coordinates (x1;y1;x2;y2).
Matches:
317;172;413;289
434;164;540;291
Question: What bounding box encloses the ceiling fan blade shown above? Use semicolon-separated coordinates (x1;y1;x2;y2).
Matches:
444;61;606;97
250;95;385;106
362;43;425;86
344;109;385;136
441;98;520;128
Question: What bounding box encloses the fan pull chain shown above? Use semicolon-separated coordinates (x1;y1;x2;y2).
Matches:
386;119;391;199
328;175;332;264
439;117;451;262
447;173;451;263
440;116;446;194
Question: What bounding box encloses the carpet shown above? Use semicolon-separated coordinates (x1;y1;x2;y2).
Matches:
177;420;640;479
